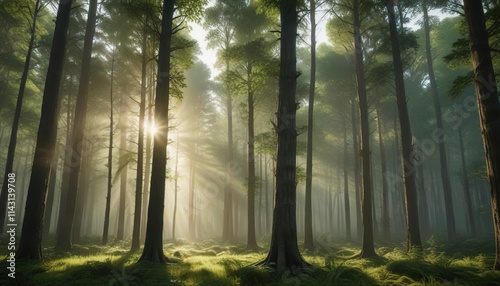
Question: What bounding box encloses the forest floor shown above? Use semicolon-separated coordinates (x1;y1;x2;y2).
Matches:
1;235;500;285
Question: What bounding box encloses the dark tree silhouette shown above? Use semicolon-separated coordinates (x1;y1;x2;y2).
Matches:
259;0;309;270
463;0;500;270
16;0;73;260
139;0;175;263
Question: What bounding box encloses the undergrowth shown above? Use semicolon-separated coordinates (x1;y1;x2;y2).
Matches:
0;236;498;285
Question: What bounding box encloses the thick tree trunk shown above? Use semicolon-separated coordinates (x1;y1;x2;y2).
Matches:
138;0;175;263
388;0;421;251
353;0;376;258
16;0;73;260
376;107;389;240
102;48;115;246
54;0;97;252
0;0;41;234
259;0;308;270
131;27;148;252
463;0;500;269
303;0;316;251
422;0;456;242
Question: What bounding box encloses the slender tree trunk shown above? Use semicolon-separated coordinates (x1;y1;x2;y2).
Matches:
131;27;148;252
343;110;351;241
102;47;115;245
265;154;270;234
458;124;475;234
422;0;456;242
463;0;500;268
222;60;234;241
247;71;258;250
172;139;179;241
43;148;58;237
141;65;154;242
303;0;316;251
139;0;175;263
54;0;98;252
258;153;263;237
353;0;376;258
259;0;309;270
0;0;41;233
189;145;196;239
117;101;129;241
387;0;422;251
376;107;389;240
17;0;73;260
417;163;429;237
351;100;361;240
73;152;90;242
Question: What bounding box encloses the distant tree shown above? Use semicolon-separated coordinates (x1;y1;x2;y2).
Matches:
462;0;500;270
258;0;310;270
16;0;74;260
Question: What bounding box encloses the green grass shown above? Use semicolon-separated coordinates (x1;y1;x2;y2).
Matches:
0;236;498;285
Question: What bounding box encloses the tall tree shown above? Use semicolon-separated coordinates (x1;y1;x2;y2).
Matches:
422;0;456;242
303;0;316;251
259;0;309;270
55;0;98;252
102;47;115;245
139;0;175;263
16;0;74;259
463;0;500;270
353;0;376;258
386;0;422;251
0;0;42;234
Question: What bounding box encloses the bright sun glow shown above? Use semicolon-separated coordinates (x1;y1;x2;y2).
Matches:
145;121;157;136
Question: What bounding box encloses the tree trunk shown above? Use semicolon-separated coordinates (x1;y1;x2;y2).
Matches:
343;109;351;241
351;100;361;241
422;0;456;242
54;0;98;252
458;124;475;234
259;0;308;270
172;140;179;241
73;152;91;242
463;0;500;269
102;47;115;246
247;71;258;250
17;0;73;260
188;145;196;239
138;0;175;263
222;58;234;241
376;107;389;240
43;148;58;237
131;27;148;252
303;0;316;251
353;0;376;258
117;100;129;241
417;163;429;238
0;0;41;234
387;0;422;251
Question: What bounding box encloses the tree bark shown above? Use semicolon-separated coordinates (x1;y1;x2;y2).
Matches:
247;69;258;250
117;98;129;241
17;0;73;260
343;109;351;241
387;0;422;251
131;27;148;252
351;100;361;241
172;140;179;241
43;147;58;237
102;47;115;246
138;0;175;263
422;0;456;242
0;0;41;234
458;123;475;235
259;0;309;270
54;0;98;252
303;0;316;251
353;0;376;258
376;107;389;240
463;0;500;269
222;60;234;241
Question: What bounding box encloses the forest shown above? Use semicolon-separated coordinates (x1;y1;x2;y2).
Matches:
0;0;500;285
